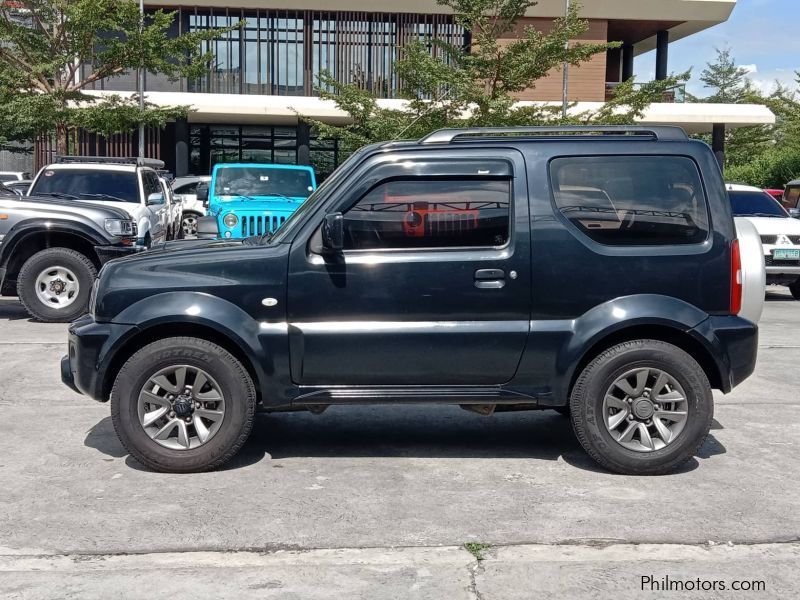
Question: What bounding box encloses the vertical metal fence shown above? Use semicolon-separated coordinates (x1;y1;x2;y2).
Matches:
102;9;466;98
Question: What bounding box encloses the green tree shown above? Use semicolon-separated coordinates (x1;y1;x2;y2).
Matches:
689;48;776;168
304;0;687;155
726;73;800;186
690;47;753;103
0;0;230;154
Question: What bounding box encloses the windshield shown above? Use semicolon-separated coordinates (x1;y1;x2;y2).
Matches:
729;190;788;218
31;169;139;203
268;145;375;244
213;167;313;199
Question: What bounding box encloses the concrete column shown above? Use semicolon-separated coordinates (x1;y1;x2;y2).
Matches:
174;117;189;177
655;30;669;81
297;122;311;166
712;123;726;172
622;44;634;81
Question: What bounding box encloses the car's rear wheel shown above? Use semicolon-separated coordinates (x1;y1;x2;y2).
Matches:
788;280;800;300
16;247;97;322
570;339;713;475
111;337;256;473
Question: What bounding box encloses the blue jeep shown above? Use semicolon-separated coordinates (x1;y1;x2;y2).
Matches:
200;163;316;239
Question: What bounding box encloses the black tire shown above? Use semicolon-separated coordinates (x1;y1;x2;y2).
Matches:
570;340;713;475
789;280;800;300
16;247;97;323
110;337;256;473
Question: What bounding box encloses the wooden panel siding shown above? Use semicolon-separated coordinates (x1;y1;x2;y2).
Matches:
504;18;609;102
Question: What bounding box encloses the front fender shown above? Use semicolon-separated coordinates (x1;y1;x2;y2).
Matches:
0;218;106;268
109;291;273;390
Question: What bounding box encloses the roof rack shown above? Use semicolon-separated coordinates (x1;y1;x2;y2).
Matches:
419;126;688;145
54;155;166;169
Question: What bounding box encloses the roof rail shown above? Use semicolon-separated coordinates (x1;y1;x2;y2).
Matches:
419;126;688;145
54;155;166;169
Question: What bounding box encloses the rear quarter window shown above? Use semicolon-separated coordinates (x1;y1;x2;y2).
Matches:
549;155;709;246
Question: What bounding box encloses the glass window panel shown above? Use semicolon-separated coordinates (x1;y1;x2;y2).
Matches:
342;178;511;250
273;127;296;138
273;149;297;164
550;156;709;246
241;149;274;163
242;126;271;138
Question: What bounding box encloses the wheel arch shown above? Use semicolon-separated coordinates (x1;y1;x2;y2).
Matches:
565;323;723;401
102;321;263;405
559;295;723;401
0;226;102;292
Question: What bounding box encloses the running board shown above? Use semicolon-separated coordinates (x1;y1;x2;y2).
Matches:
292;385;540;405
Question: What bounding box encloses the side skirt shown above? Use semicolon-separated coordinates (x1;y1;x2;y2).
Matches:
290;385;543;406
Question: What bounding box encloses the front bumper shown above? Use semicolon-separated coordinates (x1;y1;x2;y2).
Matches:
95;244;145;265
62;314;138;401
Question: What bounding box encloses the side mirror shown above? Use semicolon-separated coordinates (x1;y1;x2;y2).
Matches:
321;212;344;252
197;182;209;207
146;192;164;206
790;208;800;219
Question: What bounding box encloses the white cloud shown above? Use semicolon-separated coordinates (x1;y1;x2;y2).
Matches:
746;68;798;95
739;64;758;74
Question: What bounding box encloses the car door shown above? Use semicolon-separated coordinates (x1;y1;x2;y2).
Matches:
141;170;167;243
286;148;531;386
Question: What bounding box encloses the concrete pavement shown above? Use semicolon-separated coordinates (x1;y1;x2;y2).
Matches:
0;292;798;598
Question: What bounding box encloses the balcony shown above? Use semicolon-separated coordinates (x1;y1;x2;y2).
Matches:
605;82;686;103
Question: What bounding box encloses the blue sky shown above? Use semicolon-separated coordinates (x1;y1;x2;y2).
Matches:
634;0;799;97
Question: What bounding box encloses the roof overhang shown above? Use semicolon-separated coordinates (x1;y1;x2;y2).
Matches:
86;91;774;135
146;0;736;23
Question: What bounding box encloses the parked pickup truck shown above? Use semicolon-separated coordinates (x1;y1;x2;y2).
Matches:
0;194;140;321
62;126;762;475
197;163;316;239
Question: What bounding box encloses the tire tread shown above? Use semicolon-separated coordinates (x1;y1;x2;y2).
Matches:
16;247;97;322
110;336;256;473
570;339;713;476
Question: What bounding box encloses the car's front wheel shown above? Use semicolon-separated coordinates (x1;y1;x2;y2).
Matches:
16;247;97;322
111;337;256;473
570;339;713;475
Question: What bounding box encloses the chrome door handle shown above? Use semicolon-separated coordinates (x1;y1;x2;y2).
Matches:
474;268;505;289
474;269;505;280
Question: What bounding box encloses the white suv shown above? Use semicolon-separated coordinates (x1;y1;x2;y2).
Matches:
28;157;171;247
728;183;800;298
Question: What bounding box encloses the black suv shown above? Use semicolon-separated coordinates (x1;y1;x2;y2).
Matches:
62;126;759;475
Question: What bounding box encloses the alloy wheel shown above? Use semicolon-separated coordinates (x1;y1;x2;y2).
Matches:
137;365;226;450
182;215;198;237
602;367;689;452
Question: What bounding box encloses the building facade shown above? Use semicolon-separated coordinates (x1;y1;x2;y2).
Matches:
40;0;772;177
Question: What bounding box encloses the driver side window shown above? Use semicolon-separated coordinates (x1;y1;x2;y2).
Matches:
142;171;162;199
342;178;511;251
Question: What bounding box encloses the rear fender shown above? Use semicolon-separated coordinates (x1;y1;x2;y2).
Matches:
557;294;710;399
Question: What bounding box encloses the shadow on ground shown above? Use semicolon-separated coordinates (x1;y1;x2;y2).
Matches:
0;299;32;321
765;289;795;302
84;407;726;475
